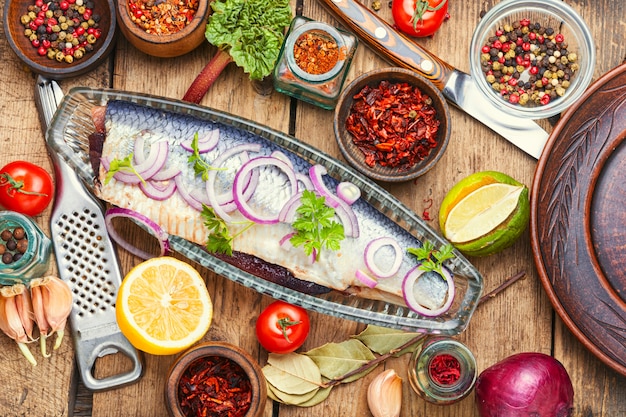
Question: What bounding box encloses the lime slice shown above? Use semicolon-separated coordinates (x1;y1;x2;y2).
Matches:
444;183;524;243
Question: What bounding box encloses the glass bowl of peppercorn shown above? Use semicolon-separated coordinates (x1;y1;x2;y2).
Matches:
469;0;595;119
165;342;267;417
3;0;117;79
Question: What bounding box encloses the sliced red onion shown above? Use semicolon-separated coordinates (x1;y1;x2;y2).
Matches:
270;150;293;169
355;269;378;289
104;207;170;260
279;232;296;251
233;156;297;224
110;140;169;184
175;175;203;211
180;129;220;153
364;237;403;279
296;173;314;191
278;191;304;223
206;143;262;222
402;265;455;317
133;135;181;180
309;164;341;208
333;197;360;238
337;182;361;205
139;179;177;201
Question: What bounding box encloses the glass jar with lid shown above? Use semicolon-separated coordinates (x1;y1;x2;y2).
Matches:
273;16;358;110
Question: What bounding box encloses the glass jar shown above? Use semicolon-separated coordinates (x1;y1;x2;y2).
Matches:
0;211;52;285
273;16;358;110
408;337;477;405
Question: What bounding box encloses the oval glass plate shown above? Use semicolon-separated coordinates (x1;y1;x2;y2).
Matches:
46;87;483;334
531;64;626;376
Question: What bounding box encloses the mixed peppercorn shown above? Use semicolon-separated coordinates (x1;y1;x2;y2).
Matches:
128;0;198;35
0;227;28;265
19;0;103;64
479;18;579;106
345;81;441;170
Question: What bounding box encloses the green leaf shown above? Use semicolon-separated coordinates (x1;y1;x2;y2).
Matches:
265;352;322;393
352;325;424;355
305;339;376;382
407;241;455;277
104;154;143;185
201;205;233;255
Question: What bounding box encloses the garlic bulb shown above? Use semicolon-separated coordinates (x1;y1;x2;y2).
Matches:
30;276;73;357
0;284;37;365
367;369;402;417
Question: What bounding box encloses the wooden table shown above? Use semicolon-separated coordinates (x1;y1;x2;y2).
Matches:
1;0;625;415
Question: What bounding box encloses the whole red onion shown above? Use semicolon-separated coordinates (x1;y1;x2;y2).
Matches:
475;352;574;417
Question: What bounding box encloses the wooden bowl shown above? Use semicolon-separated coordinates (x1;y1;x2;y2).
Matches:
165;342;267;417
3;0;117;79
116;0;210;58
334;68;451;183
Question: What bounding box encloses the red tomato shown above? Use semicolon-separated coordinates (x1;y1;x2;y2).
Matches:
392;0;449;38
256;301;310;354
0;161;54;216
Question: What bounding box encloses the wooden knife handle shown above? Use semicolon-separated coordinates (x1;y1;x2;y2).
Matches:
318;0;456;90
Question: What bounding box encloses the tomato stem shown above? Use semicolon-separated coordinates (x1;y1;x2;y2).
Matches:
412;0;448;31
277;317;301;343
0;173;48;197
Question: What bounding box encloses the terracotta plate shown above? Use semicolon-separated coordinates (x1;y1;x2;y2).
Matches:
531;64;626;376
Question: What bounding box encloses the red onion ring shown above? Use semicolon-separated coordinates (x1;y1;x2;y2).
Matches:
309;164;341;208
139;179;177;201
402;266;455;317
104;207;170;260
355;269;378;288
174;175;203;211
364;237;402;279
337;182;361;205
233;156;298;224
180;129;220;153
133;135;181;180
277;191;304;223
105;140;169;184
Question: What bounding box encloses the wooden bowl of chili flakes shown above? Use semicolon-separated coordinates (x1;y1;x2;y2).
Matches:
334;68;451;183
116;0;210;58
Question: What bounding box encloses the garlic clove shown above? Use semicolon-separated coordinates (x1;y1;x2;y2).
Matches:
0;286;37;366
367;369;402;417
30;276;73;356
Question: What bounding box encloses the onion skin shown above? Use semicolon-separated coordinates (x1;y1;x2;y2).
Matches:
475;352;574;417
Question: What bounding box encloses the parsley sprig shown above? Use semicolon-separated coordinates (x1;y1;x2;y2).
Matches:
407;241;454;278
201;205;253;255
187;133;225;181
104;153;144;185
290;190;345;261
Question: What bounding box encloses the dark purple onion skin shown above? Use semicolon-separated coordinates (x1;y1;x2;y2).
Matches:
475;352;574;417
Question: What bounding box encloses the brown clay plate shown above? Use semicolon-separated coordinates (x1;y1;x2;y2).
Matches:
531;64;626;376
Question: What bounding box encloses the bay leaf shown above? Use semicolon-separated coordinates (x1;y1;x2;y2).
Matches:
266;377;320;405
352;325;424;355
305;339;376;382
264;353;322;394
295;385;333;407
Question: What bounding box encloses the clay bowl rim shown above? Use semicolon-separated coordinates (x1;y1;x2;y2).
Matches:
3;0;117;80
334;67;451;183
115;0;209;48
165;341;267;417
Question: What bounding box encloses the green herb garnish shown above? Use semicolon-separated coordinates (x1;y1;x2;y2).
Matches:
290;190;345;261
407;241;454;278
201;205;254;256
104;153;144;185
187;133;222;181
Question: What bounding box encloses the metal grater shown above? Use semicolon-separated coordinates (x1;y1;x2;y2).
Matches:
34;76;144;391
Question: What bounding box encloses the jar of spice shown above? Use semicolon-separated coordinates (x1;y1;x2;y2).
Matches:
273;16;358;110
408;337;477;405
0;211;52;286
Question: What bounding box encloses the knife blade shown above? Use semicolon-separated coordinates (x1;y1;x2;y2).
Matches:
318;0;549;159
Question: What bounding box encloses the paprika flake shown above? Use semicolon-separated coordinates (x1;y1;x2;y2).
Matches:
428;353;461;386
345;80;440;171
293;30;346;75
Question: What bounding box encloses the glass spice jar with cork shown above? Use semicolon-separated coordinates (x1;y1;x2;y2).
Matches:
408;336;477;405
273;16;358;110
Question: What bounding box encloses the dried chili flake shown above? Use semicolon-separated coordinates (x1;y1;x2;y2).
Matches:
428;353;461;386
293;30;346;75
345;80;440;171
178;356;252;417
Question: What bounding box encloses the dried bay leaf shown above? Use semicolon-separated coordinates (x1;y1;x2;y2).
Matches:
266;379;320;405
352;325;423;355
296;385;333;407
264;353;322;395
305;339;376;382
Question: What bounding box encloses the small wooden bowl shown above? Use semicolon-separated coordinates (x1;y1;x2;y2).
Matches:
165;342;267;417
334;68;451;183
116;0;210;58
3;0;117;79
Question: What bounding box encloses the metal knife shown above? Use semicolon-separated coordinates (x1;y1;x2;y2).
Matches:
318;0;549;159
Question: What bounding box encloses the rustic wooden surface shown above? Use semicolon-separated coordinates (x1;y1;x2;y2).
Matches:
0;0;625;416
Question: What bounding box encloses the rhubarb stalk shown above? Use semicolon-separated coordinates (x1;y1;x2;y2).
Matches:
183;49;234;103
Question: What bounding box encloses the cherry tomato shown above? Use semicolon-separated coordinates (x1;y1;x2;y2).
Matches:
0;161;54;216
256;301;310;354
392;0;448;38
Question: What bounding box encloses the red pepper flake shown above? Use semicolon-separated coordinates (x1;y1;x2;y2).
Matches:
177;356;252;417
293;30;346;75
345;80;440;171
428;353;461;386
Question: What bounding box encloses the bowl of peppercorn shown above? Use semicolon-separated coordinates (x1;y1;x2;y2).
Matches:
3;0;117;79
116;0;210;58
165;341;267;417
470;0;595;120
334;67;451;183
